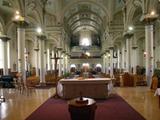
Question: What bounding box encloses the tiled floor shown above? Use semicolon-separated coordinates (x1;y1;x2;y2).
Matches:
0;87;160;120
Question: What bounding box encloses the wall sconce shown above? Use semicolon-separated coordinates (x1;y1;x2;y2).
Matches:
85;52;90;57
13;10;24;21
144;51;147;57
36;27;42;34
150;11;155;16
107;53;111;58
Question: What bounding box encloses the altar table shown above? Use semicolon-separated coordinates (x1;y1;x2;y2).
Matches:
155;88;160;108
58;78;112;99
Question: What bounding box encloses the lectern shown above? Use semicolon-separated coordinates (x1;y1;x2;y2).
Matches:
68;97;97;120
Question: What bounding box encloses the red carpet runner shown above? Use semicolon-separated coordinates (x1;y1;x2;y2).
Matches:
26;94;146;120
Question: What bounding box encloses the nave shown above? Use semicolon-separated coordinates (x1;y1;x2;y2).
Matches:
0;0;160;120
0;87;160;120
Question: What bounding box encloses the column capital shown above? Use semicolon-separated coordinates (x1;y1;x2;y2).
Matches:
34;48;39;51
13;18;29;28
108;46;114;50
0;35;10;42
132;43;138;49
44;51;47;54
65;52;68;56
65;52;70;57
62;50;66;54
37;34;47;40
123;31;133;39
140;14;158;25
101;52;106;57
132;46;138;49
57;47;63;51
105;49;109;53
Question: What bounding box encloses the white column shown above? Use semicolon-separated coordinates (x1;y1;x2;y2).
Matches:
51;50;55;72
64;54;67;73
34;38;39;76
24;49;29;73
145;24;154;86
65;54;68;73
104;54;107;74
35;50;39;76
47;48;50;70
17;28;26;81
7;41;11;69
44;42;47;73
0;37;10;75
102;55;105;73
65;55;69;73
120;49;123;73
62;53;66;74
58;50;62;76
126;38;131;72
132;47;138;74
121;42;125;71
117;49;120;69
3;41;8;75
109;49;114;77
39;38;45;83
44;51;47;73
105;53;109;74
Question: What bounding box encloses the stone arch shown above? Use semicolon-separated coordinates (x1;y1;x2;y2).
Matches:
25;39;34;51
27;7;43;25
136;32;145;44
113;33;123;44
148;0;158;13
26;16;41;27
113;11;123;25
5;21;17;38
47;36;59;47
155;20;160;46
45;13;57;26
0;16;5;33
137;36;145;66
26;34;35;43
127;3;143;26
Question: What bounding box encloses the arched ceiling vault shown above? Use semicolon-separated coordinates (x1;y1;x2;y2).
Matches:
63;1;108;36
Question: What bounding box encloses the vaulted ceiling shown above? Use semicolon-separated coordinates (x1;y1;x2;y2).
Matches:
63;2;106;35
1;0;157;57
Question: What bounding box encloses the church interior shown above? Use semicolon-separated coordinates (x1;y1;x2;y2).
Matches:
0;0;160;120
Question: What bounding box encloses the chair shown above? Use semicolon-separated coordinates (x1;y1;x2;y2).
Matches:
26;76;40;95
26;76;40;87
45;74;57;85
114;74;120;87
135;75;147;86
1;75;14;88
151;75;158;90
122;73;134;87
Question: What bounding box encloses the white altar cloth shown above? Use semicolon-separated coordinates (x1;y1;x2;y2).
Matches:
57;78;112;99
154;88;160;96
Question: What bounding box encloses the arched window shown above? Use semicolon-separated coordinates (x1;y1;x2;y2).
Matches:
95;63;102;72
70;64;76;73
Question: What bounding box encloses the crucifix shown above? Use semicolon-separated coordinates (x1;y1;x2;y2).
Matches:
51;47;62;98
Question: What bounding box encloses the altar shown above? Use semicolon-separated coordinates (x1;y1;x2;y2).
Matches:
58;78;112;99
